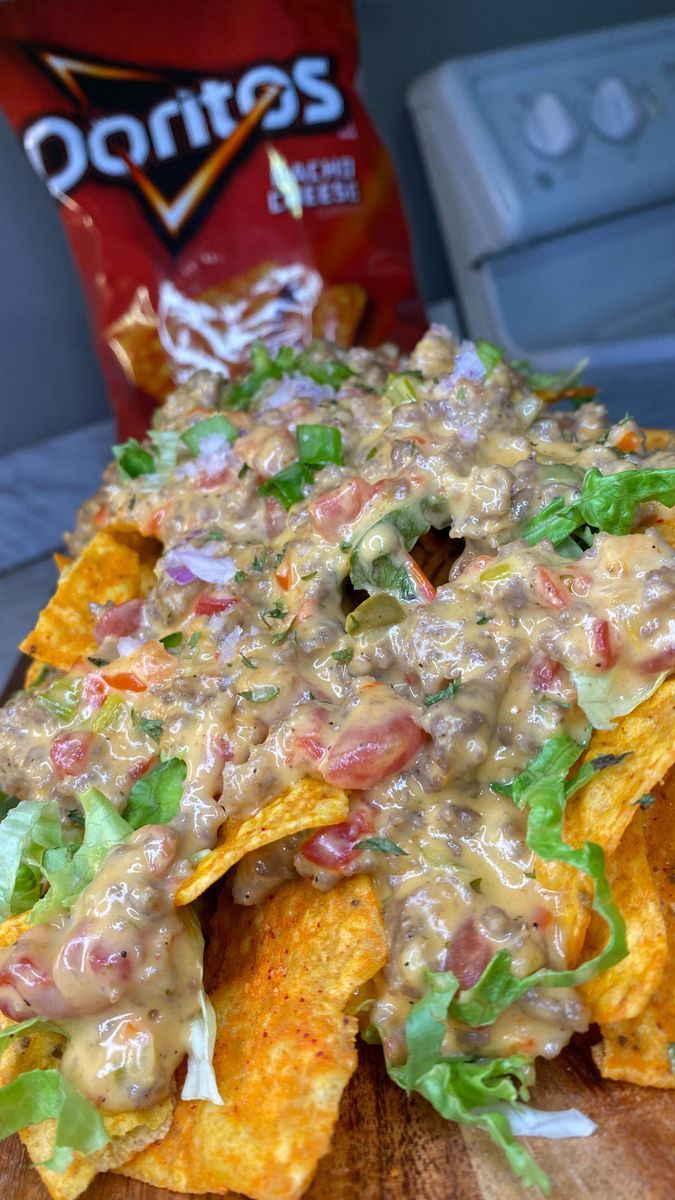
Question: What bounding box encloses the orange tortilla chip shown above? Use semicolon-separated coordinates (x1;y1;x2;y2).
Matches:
19;530;146;673
176;777;349;906
0;911;29;949
643;428;674;451
122;875;387;1199
593;774;675;1087
579;812;667;1023
106;286;175;401
0;1026;173;1200
312;283;367;347
537;678;675;962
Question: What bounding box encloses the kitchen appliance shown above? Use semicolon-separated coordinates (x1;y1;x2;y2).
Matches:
408;17;675;422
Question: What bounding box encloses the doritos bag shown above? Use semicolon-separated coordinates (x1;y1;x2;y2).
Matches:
0;0;422;436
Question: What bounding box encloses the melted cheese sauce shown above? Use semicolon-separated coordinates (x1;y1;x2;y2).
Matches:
1;327;674;1105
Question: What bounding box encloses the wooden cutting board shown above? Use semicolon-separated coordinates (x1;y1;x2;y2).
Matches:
1;662;673;1199
0;1033;673;1200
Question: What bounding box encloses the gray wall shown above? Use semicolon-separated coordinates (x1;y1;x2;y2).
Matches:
1;0;673;452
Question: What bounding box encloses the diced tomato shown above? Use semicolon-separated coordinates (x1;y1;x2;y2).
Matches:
264;496;285;538
615;428;642;454
127;757;153;784
81;672;109;712
94;598;143;643
406;554;436;602
322;707;426;790
101;670;147;693
460;553;493;576
299;808;372;872
590;618;616;670
199;465;233;491
195;592;238;615
638;644;675;674
93;503;109;527
441;918;491;989
308;477;376;541
50;731;93;779
88;941;134;982
531;653;561;693
568;572;591;598
215;735;234;763
535;567;569;609
103;641;176;692
145;507;166;537
531;905;553;931
0;953;72;1021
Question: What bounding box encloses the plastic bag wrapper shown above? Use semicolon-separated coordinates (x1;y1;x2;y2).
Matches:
0;0;423;437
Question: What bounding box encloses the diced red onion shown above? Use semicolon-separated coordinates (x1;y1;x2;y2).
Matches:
448;341;486;386
164;545;236;586
218;624;243;665
258;376;332;413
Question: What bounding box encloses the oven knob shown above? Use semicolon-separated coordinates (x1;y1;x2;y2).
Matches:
591;76;642;142
524;92;579;158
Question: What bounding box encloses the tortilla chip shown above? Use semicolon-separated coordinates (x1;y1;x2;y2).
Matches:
0;1027;173;1200
122;874;387;1198
579;812;667;1023
23;659;49;688
0;911;30;949
106;285;176;401
536;678;675;963
175;777;349;906
19;530;145;673
53;553;72;573
643;429;674;451
312;283;367;347
593;774;675;1087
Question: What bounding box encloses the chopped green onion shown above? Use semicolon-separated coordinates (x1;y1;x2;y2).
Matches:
181;415;238;454
160;632;183;650
238;686;280;703
259;462;315;509
355;837;407;856
296;424;343;467
475;339;503;376
331;647;353;663
424;675;462;706
137;715;163;744
113;438;155;479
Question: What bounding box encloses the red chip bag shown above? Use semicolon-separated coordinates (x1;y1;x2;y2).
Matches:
0;0;423;437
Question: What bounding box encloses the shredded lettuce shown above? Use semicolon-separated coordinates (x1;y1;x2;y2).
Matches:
0;1017;65;1051
386;971;549;1192
181;910;223;1105
0;800;63;919
491;1100;595;1139
0;1068;108;1171
448;733;626;1028
123;757;186;831
37;677;82;723
30;789;132;924
523;465;675;546
570;667;668;730
384;732;624;1189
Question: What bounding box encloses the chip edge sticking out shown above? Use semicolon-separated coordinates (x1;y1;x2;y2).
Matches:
176;777;349;905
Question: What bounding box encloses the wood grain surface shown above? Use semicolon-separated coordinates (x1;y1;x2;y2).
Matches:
1;661;673;1199
0;1034;674;1200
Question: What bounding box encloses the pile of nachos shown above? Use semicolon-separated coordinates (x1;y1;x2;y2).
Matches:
0;326;673;1198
